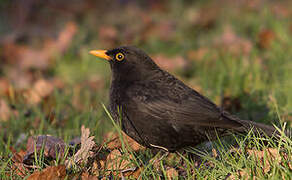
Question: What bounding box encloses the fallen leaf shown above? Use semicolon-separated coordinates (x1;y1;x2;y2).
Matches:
152;54;187;71
122;167;142;179
33;79;54;99
257;29;276;49
247;148;281;173
195;5;219;29
166;167;178;179
214;25;252;56
187;48;210;62
81;172;98;180
227;170;251;180
66;126;96;167
212;148;218;158
24;79;54;104
11;148;26;163
271;3;291;18
2;22;77;70
6;69;33;89
0;78;10;96
27;165;66;180
289;161;292;171
0;99;11;122
91;160;100;177
238;170;254;180
53;21;78;54
105;132;144;152
23;135;66;165
106;149;132;171
149;156;160;171
2;43;50;69
11;163;28;178
10;148;28;178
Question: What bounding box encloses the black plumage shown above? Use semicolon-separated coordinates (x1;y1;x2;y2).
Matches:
90;46;280;152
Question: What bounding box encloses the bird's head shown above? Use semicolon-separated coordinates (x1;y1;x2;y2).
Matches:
90;46;159;81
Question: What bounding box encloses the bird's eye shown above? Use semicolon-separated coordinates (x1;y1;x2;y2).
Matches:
115;53;125;61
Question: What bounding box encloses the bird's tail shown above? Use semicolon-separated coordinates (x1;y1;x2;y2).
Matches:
236;119;291;138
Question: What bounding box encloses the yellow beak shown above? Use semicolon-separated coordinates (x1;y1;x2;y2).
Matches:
89;50;112;61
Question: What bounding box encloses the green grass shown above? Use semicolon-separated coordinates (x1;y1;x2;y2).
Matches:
0;0;292;179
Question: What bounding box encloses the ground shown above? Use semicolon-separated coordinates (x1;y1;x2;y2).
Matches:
0;0;291;179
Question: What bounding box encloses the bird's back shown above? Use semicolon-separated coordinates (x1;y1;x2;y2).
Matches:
110;69;246;151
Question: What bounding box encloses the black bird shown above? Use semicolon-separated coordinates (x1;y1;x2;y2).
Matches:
90;46;281;152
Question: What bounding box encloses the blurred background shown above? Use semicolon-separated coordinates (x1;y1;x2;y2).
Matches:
0;0;291;147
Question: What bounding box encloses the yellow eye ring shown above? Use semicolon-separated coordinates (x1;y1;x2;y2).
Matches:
115;53;125;61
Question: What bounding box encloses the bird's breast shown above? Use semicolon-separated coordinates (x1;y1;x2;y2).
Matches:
109;79;133;119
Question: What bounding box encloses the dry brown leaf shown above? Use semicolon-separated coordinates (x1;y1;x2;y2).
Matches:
214;25;252;56
152;54;187;71
90;161;100;176
33;79;54;98
98;159;106;170
6;69;34;89
23;135;66;165
2;43;51;70
212;148;218;158
122;167;142;179
66;126;96;167
11;163;28;178
247;148;281;173
10;148;28;178
0;78;10;96
105;132;145;152
106;149;132;171
2;22;77;70
257;29;276;49
195;5;219;29
27;165;66;180
227;170;252;180
81;172;98;180
272;3;291;18
166;167;178;179
288;162;292;171
54;22;78;54
239;170;255;180
149;156;161;171
11;148;26;163
0;99;11;122
24;79;54;104
187;48;210;62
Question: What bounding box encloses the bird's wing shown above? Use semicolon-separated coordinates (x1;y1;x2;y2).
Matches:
125;81;243;130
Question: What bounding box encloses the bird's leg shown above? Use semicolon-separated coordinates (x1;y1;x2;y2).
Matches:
149;144;169;169
149;144;169;152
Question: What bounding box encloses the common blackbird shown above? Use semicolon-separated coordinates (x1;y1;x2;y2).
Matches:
90;46;281;152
